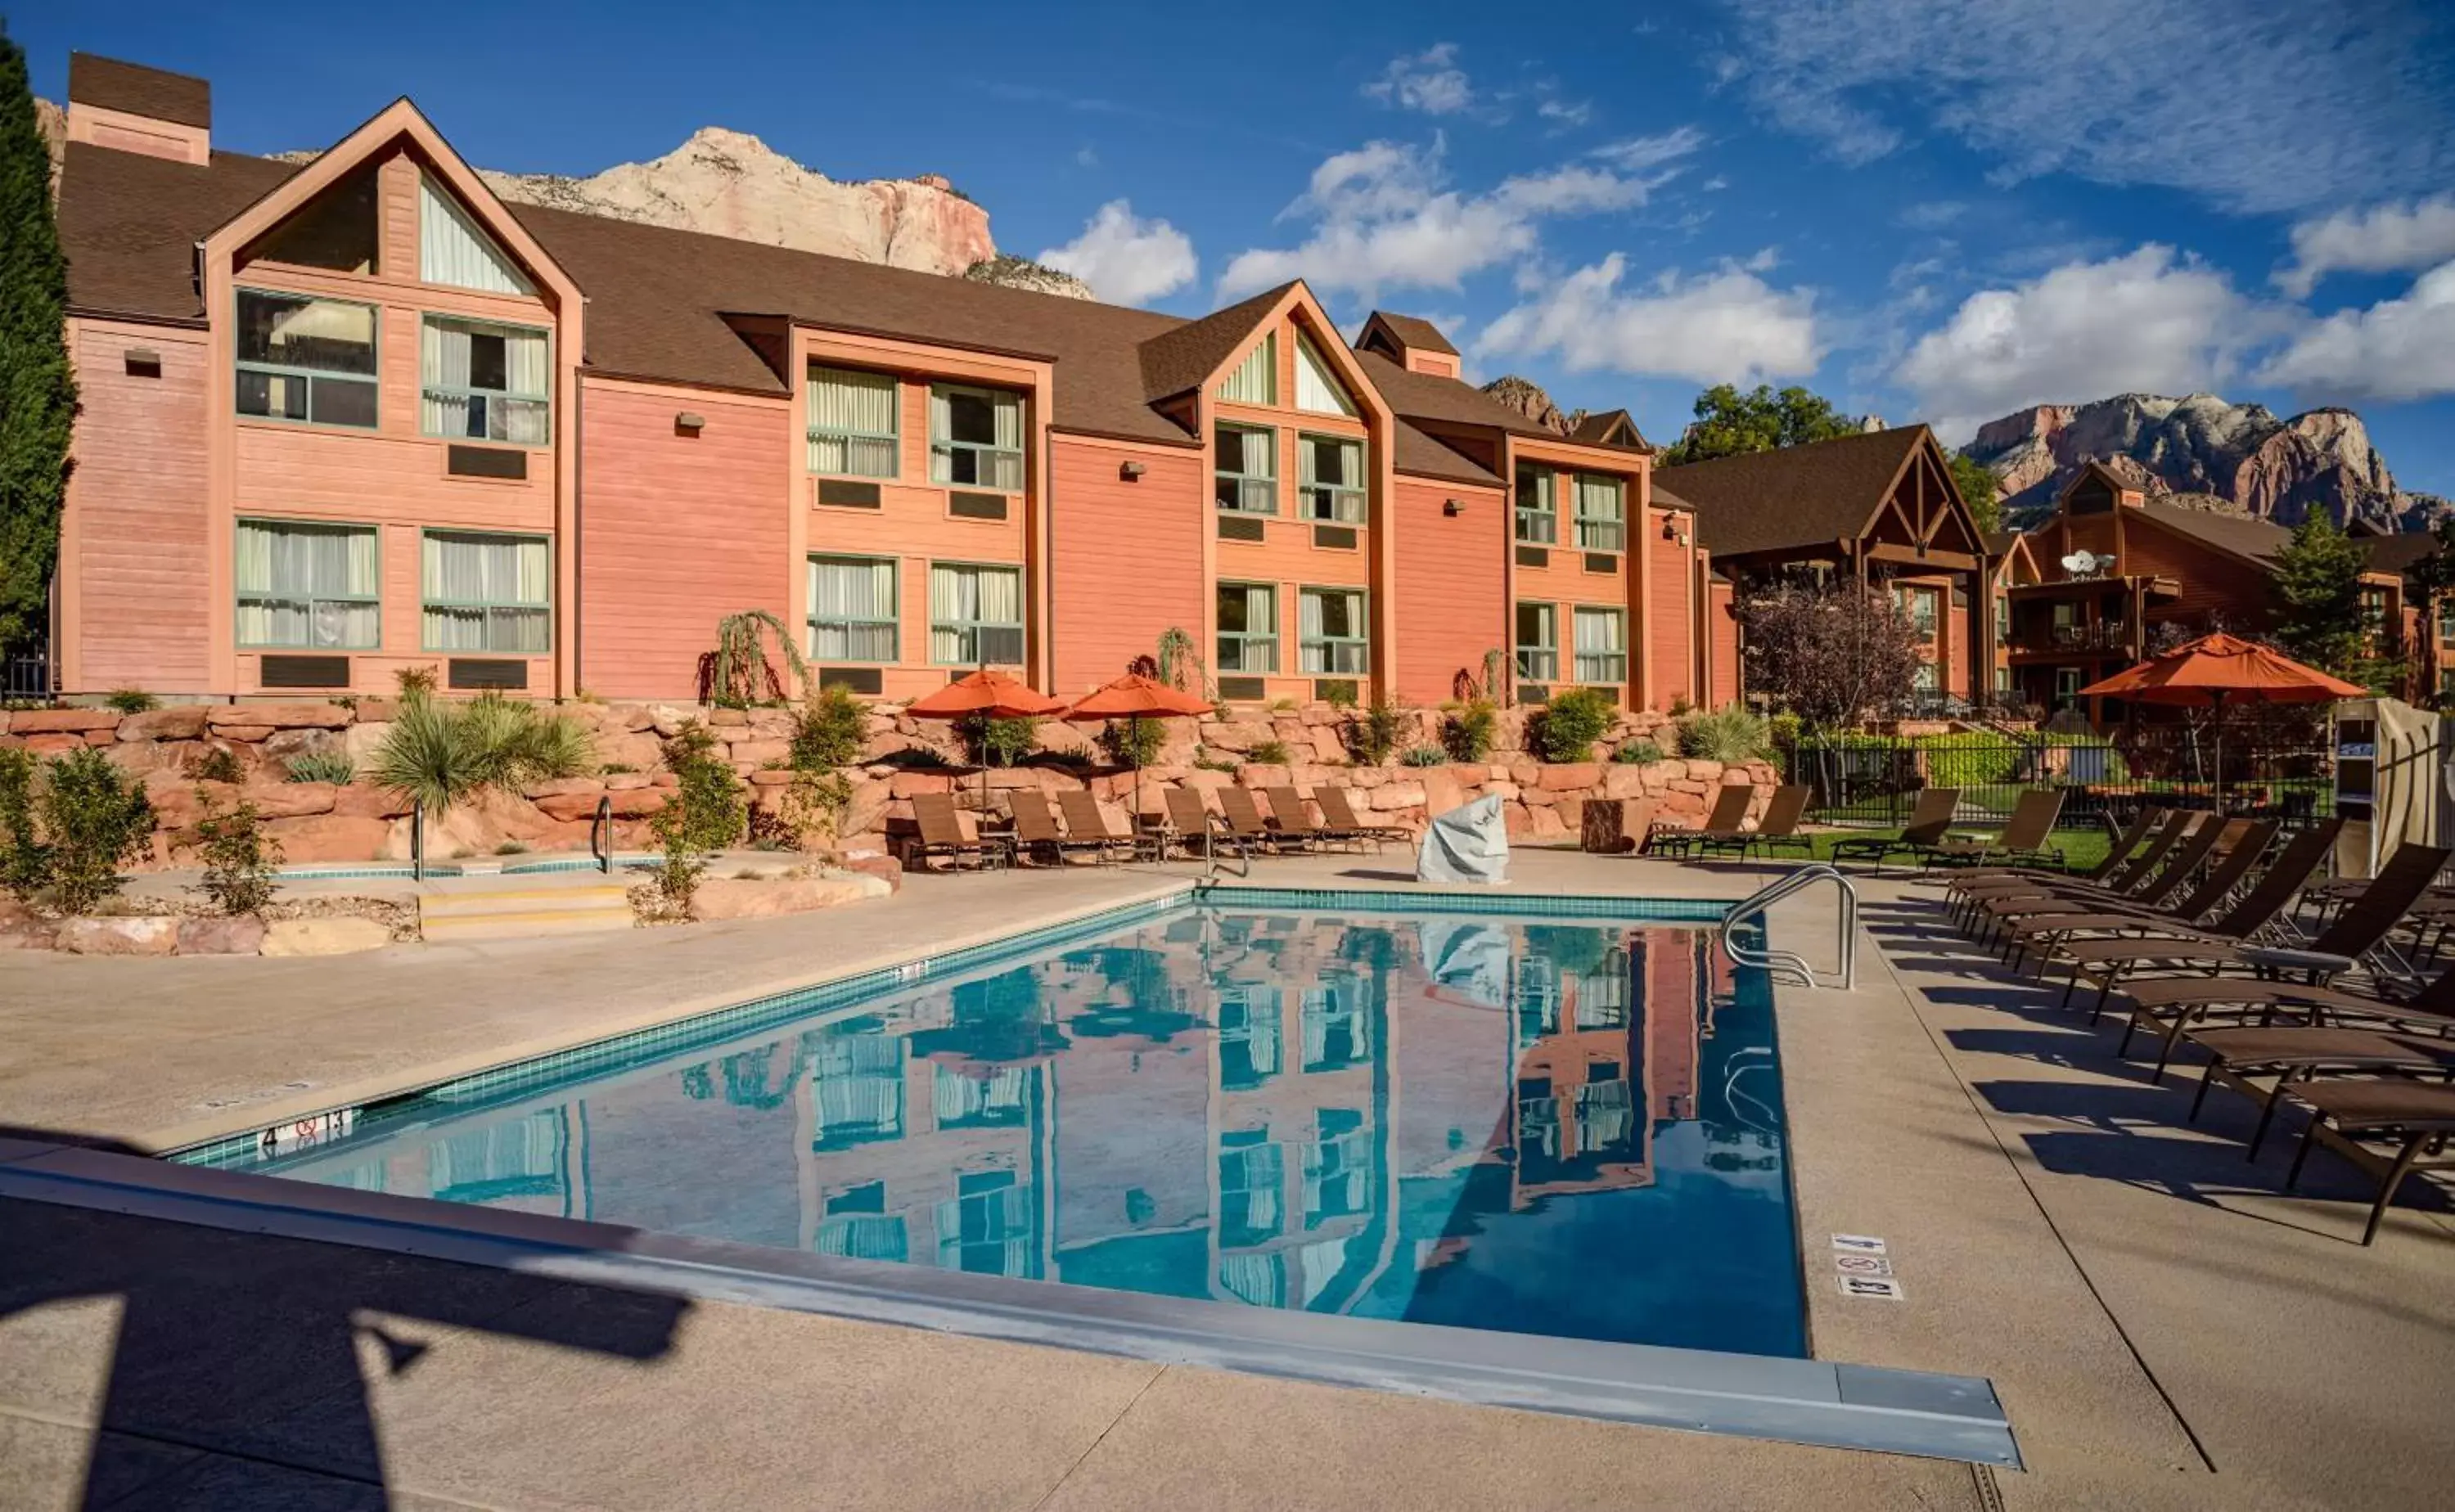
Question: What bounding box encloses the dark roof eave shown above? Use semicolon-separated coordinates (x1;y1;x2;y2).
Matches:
67;304;209;330
1049;424;1201;451
577;365;788;400
781;316;1061;367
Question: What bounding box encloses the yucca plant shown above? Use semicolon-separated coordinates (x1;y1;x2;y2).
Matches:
1677;704;1775;763
368;693;480;814
369;693;593;813
702;609;809;708
285;750;357;785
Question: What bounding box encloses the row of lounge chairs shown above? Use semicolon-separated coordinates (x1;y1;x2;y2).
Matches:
903;785;1411;871
1642;784;2073;872
1935;807;2455;1244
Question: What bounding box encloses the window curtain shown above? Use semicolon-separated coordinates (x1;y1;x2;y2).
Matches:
809;556;898;660
422;533;547;652
422;318;550;443
236;521;379;648
1303;438;1361;488
808;367;899;476
1575;475;1624;547
1219;583;1275;670
1217;333;1276;404
418;173;534;295
1232;427;1273;477
1574;608;1624;657
1294;333;1355;416
931;565;1022;663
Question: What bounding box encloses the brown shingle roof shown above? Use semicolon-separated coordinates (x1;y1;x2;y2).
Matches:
57;142;294;323
2357;531;2440;576
1134;284;1291;403
1363;311;1457;358
1391;421;1500;487
68;54;212;130
1660;426;1931;558
1353;350;1561;441
2132;498;2294;565
1568;408;1651;452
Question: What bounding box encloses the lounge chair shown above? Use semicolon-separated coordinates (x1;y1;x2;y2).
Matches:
1944;807;2164;923
1159;786;1233;863
2282;1079;2455;1244
1830;788;1962;870
1317;786;1411;851
1972;814;2230;952
1264;786;1363;853
1651;785;1755;859
1214;785;1291;853
1695;784;1813;860
1953;810;2192;938
1923;788;2065;870
1056;790;1146;864
1999;821;2276;972
1009;794;1110;867
908;792;1012;872
2182;1002;2455;1158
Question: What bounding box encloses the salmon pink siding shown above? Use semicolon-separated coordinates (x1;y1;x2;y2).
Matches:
1391;478;1505;704
64;319;212;692
1709;582;1740;709
581;381;791;699
1049;436;1205;695
1646;510;1694;712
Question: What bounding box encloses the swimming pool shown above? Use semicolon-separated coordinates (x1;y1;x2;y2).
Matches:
201;898;1805;1360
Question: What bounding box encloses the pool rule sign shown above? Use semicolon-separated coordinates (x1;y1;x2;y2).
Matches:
1832;1234;1903;1299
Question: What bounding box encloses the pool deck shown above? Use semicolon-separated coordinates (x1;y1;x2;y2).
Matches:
2;848;2451;1509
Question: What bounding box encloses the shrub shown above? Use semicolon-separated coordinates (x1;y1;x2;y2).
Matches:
1678;705;1774;764
186;745;243;785
960;713;1040;767
791;684;867;770
775;767;854;850
0;748;48;900
105;688;158;714
495;840;529;856
1399;745;1446;767
1442;697;1497;763
1529;688;1615;762
1321;682;1359;709
1249;738;1292;766
702;608;808;708
1345;697;1406;766
370;693;594;812
38;748;155;912
649;722;746;915
1192;751;1241;774
191;792;283;916
1615;738;1665;764
394;665;439;700
285;750;357;785
1099;716;1167;767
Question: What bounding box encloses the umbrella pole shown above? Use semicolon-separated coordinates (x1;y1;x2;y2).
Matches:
2211;689;2226;816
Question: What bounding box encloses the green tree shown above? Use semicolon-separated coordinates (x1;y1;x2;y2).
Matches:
0;30;76;655
2269;513;2378;684
1660;385;1858;466
1948;452;2002;535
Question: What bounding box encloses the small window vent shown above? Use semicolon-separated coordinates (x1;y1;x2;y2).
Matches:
1218;515;1266;542
448;445;527;480
948;491;1010;520
259;655;349;689
1583;551;1617;574
818;479;883;510
1515;545;1548;569
1312;524;1358;551
1313;678;1359;704
820;666;884;695
448;658;529;691
1218;676;1267;702
1516;684;1551;704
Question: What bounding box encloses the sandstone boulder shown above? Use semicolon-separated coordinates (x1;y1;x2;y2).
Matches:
178;915;268;955
690;872;890;921
260;916;393;956
5;708;118;735
56;916;180;956
264;814;393;863
117;706;209;741
209;702;349;731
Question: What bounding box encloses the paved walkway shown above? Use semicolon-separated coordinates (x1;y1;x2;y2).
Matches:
2;849;2450;1509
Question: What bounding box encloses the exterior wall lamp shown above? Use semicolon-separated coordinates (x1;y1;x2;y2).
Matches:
674;412;705;435
1119;461;1146;481
1443;498;1463;516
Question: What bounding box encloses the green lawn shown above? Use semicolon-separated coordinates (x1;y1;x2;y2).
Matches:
1797;826;2111;874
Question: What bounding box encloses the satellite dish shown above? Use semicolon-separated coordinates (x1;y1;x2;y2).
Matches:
2061;551;2107;578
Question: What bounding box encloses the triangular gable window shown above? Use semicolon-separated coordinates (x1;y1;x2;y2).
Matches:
419;173;534;296
252;163;381;275
1217;331;1277;406
1293;331;1357;416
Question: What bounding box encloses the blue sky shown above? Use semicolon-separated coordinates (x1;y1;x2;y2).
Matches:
28;1;2455;496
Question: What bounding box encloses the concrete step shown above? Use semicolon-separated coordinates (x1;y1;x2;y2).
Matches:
419;884;632;920
419;906;636;943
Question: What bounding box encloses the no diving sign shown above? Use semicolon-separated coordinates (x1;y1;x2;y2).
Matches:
1831;1234;1903;1299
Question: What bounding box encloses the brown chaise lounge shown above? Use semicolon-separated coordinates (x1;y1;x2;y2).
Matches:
1923;788;2066;870
1056;790;1143;865
1009;794;1110;867
1160;786;1233;863
1984;816;2241;961
2001;821;2278;973
1944;807;2165;925
1214;785;1291;853
1264;786;1362;853
1959;810;2199;944
1829;787;1962;870
1695;784;1814;861
2282;1079;2455;1245
1316;786;1411;851
1651;785;1755;859
908;792;1012;871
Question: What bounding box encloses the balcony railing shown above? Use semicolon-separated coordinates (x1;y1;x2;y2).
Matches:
2011;622;2133;654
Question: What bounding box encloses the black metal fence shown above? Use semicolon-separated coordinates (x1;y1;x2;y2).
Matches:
1785;731;2336;829
2;639;47;701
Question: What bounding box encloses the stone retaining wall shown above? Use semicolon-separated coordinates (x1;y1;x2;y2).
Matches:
0;700;1777;865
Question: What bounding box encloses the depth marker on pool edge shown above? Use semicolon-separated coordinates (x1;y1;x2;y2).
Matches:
1831;1233;1886;1254
1839;1276;1906;1300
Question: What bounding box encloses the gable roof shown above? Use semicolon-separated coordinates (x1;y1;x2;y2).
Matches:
1568;408;1651;452
57;142;294;323
1658;426;1937;558
1352;350;1563;442
1134;282;1292;403
2358;531;2440;577
69;53;211;128
2060;459;2142;503
1359;310;1458;358
2132;499;2294;566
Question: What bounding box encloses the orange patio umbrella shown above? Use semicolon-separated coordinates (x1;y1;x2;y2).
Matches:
904;668;1066;806
1063;673;1214;818
2079;632;2363;811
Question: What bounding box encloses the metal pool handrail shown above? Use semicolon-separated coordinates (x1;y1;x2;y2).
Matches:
591;796;613;875
1718;864;1857;988
410;799;426;883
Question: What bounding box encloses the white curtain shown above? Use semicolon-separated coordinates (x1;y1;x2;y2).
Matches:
236;521;379;648
1218;1253;1284;1307
809;556;898;660
1300;590;1366;673
1218;583;1276;671
1574;607;1626;682
1575;475;1625;548
422;533;548;652
1218;332;1276;405
929;387;1025;490
1294;333;1356;416
422;318;550;443
931;565;1023;664
1302;437;1365;521
808;367;899;476
419;173;534;295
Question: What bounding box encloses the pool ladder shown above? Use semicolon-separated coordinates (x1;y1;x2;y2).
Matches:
1718;864;1858;989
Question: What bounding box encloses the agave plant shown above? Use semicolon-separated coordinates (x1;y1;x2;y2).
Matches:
369;693;595;813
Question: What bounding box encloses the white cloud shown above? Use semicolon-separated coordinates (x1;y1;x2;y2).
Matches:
1537;96;1594;129
1894;245;2279;439
1897;200;1967;231
1218;138;1665;302
1363;43;1476;116
1037;201;1197;305
1473;254;1823;386
2277;196;2455;297
2259;262;2455;402
1591;126;1707;173
1713;0;2455;214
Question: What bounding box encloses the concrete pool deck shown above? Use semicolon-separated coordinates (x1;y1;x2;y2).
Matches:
2;848;2451;1509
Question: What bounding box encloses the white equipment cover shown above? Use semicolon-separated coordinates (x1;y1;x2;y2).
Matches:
1417;794;1510;885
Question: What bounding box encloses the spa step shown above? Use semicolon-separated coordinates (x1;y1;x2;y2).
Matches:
418;883;633;941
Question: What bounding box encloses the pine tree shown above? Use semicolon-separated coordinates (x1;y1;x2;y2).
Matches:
2269;513;2374;682
0;28;74;656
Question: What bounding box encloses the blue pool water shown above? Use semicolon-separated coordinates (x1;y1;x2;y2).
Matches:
212;904;1804;1357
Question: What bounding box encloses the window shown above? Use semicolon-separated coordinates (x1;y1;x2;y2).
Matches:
1299;434;1366;523
1218;1129;1286;1247
1912;660;1939;691
236;290;378;429
939;1168;1035;1277
930;563;1025;666
1895;584;1939;637
808;367;900;479
418;173;532;295
236;520;380;649
1300;587;1368;674
1293;332;1357;416
809;556;899;662
929;385;1024;492
421;317;550;444
1994;592;2010;640
2054;667;2083;708
1515;463;1556;544
1214;425;1276;513
255;164;377;274
421;531;548;653
1217;333;1276;405
1573;606;1626;683
1572;475;1624;551
1217;582;1277;673
2362;587;2390;628
1515;601;1557;681
2439;599;2455;645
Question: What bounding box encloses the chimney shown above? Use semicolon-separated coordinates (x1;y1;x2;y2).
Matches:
65;54;210;164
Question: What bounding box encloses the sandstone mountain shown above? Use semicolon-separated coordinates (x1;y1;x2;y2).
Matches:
1963;393;2445;533
1480;375;1586;435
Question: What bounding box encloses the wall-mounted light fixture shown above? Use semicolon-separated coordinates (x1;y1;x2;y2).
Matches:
1662;519;1689;545
1443;498;1463;516
124;348;162;377
1119;461;1146;481
674;412;706;435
